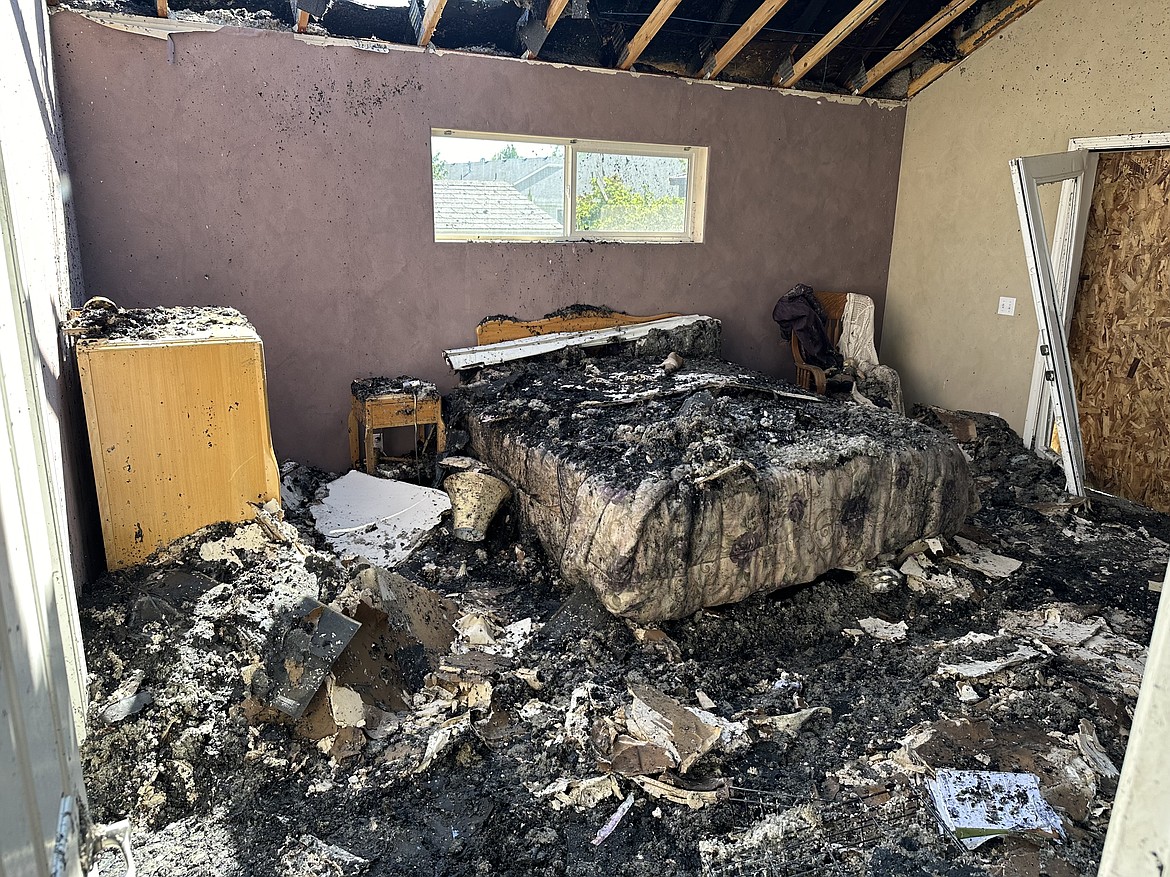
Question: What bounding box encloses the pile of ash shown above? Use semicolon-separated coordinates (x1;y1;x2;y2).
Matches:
81;412;1168;877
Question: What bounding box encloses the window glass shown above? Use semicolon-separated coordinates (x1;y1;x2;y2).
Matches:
431;131;704;243
432;137;565;239
574;152;689;235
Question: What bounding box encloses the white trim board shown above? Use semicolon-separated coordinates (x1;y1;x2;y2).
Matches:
444;314;715;370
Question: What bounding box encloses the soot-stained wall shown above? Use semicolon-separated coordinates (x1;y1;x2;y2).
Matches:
51;11;905;469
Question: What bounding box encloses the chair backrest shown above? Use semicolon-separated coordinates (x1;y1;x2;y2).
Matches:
814;291;850;348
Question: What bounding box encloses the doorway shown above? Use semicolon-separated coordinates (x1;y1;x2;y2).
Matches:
1016;132;1170;508
1067;148;1170;512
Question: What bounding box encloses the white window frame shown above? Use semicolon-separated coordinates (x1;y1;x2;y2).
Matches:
431;129;708;243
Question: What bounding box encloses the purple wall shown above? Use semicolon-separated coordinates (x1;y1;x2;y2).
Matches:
51;12;906;470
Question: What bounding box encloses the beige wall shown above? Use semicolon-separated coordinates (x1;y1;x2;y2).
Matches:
883;0;1170;431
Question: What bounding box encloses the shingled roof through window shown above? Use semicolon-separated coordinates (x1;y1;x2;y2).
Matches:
433;180;564;237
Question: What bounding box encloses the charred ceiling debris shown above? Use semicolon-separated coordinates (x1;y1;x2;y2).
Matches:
75;302;1170;877
55;0;1044;100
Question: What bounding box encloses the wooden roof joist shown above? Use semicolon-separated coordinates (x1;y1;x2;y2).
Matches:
852;0;979;94
519;0;570;60
699;0;794;80
544;0;570;32
617;0;684;70
775;0;887;88
416;0;448;45
907;0;1045;96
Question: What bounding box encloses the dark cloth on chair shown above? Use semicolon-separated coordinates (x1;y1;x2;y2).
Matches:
772;284;843;370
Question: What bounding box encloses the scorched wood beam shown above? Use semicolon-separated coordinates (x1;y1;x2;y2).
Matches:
775;0;887;88
617;0;684;70
907;0;1045;97
699;0;795;80
545;0;570;31
417;0;448;45
852;0;980;94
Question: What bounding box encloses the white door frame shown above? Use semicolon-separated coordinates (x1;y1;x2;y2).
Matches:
1022;132;1170;458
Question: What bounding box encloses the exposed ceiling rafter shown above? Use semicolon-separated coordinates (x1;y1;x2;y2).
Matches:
852;0;979;94
519;0;570;60
907;0;1044;96
617;0;684;70
845;0;910;67
699;0;795;80
416;0;448;45
775;0;888;88
544;0;571;32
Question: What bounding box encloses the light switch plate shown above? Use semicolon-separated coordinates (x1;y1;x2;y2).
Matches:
997;296;1017;316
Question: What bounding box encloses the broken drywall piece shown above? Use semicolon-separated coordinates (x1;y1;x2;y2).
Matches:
1075;719;1120;780
529;775;623;812
937;645;1040;681
957;684;982;704
454;612;501;646
561;684;599;749
928;407;978;443
900;554;973;599
326;678;366;729
416;713;472;773
856;617;908;641
952;536;1022;579
310;471;451;568
605;735;677;777
624;685;723;775
329;569;459;714
631;775;725;810
996;605;1148;696
747;707;830;739
925;769;1064;850
514;667;543;690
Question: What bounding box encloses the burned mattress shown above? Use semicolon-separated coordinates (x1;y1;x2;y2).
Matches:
460;357;975;622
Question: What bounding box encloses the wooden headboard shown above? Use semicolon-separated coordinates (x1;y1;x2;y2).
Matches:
476;308;681;346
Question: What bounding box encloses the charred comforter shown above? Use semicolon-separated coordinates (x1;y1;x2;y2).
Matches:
460;357;975;623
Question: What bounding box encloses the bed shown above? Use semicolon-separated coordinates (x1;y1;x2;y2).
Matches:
451;311;975;623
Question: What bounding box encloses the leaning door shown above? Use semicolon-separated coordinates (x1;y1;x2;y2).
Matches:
1009;149;1097;496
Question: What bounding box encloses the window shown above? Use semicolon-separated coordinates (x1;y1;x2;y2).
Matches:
431;130;707;243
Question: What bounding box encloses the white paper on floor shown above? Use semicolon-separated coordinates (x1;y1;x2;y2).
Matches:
925;769;1064;850
310;471;451;567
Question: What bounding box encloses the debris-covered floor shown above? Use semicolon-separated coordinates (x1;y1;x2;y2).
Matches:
81;407;1169;877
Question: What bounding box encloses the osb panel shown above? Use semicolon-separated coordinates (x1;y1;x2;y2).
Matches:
1069;149;1170;512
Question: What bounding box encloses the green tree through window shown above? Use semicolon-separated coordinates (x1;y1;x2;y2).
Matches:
575;175;685;233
